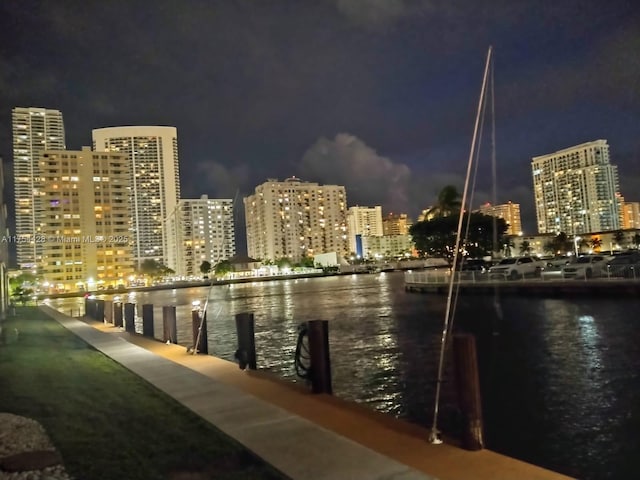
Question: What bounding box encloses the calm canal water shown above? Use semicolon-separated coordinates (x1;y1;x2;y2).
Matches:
49;272;640;479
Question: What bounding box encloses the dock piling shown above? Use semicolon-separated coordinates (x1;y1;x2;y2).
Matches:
308;320;332;394
162;306;178;343
234;312;257;370
453;333;484;450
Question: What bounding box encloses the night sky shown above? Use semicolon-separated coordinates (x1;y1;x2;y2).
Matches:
2;0;639;252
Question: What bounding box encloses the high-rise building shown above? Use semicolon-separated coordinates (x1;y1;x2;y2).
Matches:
92;126;180;268
532;140;620;235
346;206;383;254
383;213;412;236
165;195;236;277
244;177;348;261
12;107;66;268
36;147;134;292
478;202;522;235
0;159;9;316
621;201;640;229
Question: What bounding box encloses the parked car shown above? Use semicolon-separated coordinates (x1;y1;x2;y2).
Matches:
541;257;576;280
488;256;544;280
605;252;640;278
459;258;491;273
562;254;612;279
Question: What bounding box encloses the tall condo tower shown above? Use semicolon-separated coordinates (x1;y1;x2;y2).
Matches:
244;177;349;262
478;202;523;235
92;126;180;268
532;140;620;235
12;107;66;268
165;195;236;277
37;147;134;292
346;206;383;254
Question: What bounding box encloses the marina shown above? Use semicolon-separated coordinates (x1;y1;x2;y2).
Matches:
48;271;640;479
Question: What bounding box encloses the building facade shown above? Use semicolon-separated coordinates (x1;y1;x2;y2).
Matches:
165;195;236;277
361;234;413;259
244;177;348;261
621;201;640;229
532;140;620;235
0;159;9;317
346;206;383;254
92;126;180;268
478;201;523;235
12;107;66;268
36;147;134;292
383;213;412;235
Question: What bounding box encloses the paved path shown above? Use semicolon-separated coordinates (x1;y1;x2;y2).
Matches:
41;305;573;480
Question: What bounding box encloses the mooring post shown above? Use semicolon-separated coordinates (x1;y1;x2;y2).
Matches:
113;302;123;327
142;304;154;338
95;300;105;323
104;300;113;324
191;309;208;354
235;312;257;370
162;306;178;344
307;320;332;394
124;302;135;333
453;333;485;450
85;297;95;318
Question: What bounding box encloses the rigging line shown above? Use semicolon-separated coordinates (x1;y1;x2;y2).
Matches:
450;63;490;336
429;45;493;444
491;54;498;255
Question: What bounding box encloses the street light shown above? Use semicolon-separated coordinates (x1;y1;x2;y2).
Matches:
574;236;581;256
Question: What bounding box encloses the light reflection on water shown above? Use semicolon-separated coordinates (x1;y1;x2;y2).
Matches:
48;273;640;480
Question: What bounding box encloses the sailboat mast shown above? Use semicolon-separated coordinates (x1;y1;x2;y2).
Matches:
491;54;498;254
429;45;493;444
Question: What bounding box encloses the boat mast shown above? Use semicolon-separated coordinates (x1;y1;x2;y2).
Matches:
491;55;498;255
429;46;493;444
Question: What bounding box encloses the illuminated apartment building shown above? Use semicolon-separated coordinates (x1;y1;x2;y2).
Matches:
37;147;134;292
478;202;522;235
532;140;620;235
12;107;66;268
346;206;383;254
383;213;412;235
166;196;236;277
92;126;180;268
620;201;640;229
244;177;348;261
0;160;8;315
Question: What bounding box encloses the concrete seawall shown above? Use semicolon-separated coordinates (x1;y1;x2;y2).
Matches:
41;305;574;480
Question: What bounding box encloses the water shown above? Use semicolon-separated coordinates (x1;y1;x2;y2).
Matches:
48;272;640;479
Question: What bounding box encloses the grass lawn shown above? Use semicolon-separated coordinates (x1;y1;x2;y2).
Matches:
0;307;289;480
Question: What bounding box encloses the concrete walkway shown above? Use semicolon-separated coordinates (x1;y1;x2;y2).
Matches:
41;306;573;480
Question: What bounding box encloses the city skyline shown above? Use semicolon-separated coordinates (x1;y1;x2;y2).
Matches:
1;1;639;247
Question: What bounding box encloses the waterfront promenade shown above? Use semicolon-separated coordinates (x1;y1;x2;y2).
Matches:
41;305;572;480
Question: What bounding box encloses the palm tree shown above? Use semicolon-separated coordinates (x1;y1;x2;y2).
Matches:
519;240;531;256
427;185;462;218
613;230;626;249
590;237;602;252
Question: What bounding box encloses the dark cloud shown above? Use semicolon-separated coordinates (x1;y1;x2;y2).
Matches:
1;0;639;249
333;0;428;29
299;134;411;212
